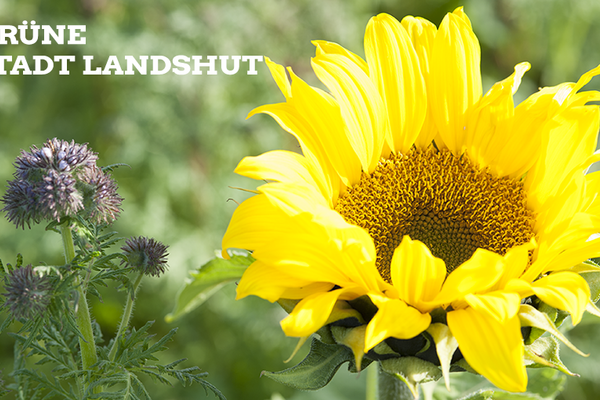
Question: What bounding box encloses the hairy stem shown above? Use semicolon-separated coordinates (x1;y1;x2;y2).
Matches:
60;224;98;370
108;271;144;361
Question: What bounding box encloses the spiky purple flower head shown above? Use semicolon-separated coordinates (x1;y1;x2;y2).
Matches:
121;236;169;277
1;139;122;228
2;265;52;320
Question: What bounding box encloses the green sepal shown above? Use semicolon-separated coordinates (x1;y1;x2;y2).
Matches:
325;300;365;326
519;304;586;356
261;338;353;390
427;322;459;390
330;325;367;371
580;269;600;303
277;298;299;314
165;252;254;322
524;336;577;377
379;356;442;398
316;324;336;345
525;301;557;345
371;340;398;358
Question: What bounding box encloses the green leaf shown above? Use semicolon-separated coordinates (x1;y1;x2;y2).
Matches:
261;338;353;390
432;368;565;400
380;356;442;398
165;253;254;322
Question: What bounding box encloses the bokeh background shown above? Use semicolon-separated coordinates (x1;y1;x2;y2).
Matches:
1;0;600;399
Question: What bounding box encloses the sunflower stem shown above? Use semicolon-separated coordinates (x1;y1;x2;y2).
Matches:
60;223;98;380
108;271;144;361
366;362;378;400
377;362;414;400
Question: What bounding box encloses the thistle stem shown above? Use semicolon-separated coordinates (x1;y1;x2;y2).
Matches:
108;271;144;361
377;363;414;400
60;223;98;370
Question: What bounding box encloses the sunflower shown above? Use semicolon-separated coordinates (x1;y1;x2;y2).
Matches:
222;7;600;392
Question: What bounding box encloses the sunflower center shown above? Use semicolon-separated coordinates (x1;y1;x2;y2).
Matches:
334;148;535;282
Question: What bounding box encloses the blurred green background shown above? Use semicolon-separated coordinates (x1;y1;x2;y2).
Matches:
1;0;600;399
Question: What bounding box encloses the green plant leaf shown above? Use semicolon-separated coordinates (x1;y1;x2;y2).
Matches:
165;253;254;322
432;368;565;400
380;356;442;398
261;338;353;390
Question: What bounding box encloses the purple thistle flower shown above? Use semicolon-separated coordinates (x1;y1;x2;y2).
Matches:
38;169;84;221
79;167;123;224
14;138;98;180
2;138;122;227
2;180;40;229
2;265;52;320
121;237;169;277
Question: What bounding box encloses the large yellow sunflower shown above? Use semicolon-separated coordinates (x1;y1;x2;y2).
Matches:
222;7;600;392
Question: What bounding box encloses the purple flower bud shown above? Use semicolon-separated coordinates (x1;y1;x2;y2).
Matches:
121;237;169;277
2;265;52;320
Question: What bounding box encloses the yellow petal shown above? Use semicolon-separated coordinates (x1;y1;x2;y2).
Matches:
448;308;527;392
247;198;383;291
365;13;426;153
530;271;590;325
264;56;291;99
221;194;290;258
401;16;438;147
312;53;387;173
571;64;600;100
433;248;504;305
528;105;600;211
527;236;600;281
247;101;342;197
236;260;333;302
313;40;369;75
281;287;365;337
463;291;521;323
235;150;333;206
258;182;329;216
507;271;590;326
287;69;363;186
463;62;536;178
430;8;482;153
364;295;431;351
495;242;535;289
390;236;446;311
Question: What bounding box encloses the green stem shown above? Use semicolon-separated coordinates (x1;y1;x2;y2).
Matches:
377;363;414;400
108;271;144;361
60;224;98;370
366;362;378;400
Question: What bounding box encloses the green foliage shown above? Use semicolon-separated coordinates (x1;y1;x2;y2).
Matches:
261;338;355;391
0;219;224;399
430;369;565;400
166;252;253;322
